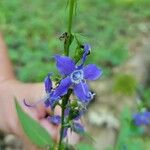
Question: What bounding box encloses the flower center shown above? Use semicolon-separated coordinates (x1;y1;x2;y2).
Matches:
70;70;84;84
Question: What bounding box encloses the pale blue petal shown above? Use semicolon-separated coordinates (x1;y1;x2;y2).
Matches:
47;115;61;125
79;44;91;67
53;77;72;98
72;122;84;134
44;73;52;93
74;82;92;103
83;64;102;80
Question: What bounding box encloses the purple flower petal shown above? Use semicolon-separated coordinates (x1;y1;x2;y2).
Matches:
74;82;93;103
74;109;85;120
44;97;57;108
53;77;72;98
44;98;51;107
47;115;61;125
54;55;75;76
44;73;52;93
84;44;91;53
24;99;44;108
44;92;60;108
62;128;68;138
72;122;84;134
64;107;70;116
133;111;150;126
23;99;35;107
83;64;102;80
79;44;91;67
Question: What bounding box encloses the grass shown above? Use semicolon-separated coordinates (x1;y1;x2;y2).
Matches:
0;0;150;81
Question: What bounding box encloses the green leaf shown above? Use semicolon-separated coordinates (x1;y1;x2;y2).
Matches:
77;143;95;150
15;99;53;148
113;74;137;96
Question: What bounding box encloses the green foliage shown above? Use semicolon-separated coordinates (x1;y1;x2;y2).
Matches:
0;0;149;81
142;137;150;150
76;143;95;150
143;88;150;101
142;88;150;108
113;74;137;95
115;107;144;150
15;99;53;148
137;86;150;109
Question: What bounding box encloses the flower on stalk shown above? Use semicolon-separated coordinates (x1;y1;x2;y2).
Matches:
52;48;102;104
133;111;150;126
48;107;85;138
66;107;86;120
23;73;60;109
72;122;85;134
62;122;85;138
44;74;61;108
80;44;91;67
47;115;61;125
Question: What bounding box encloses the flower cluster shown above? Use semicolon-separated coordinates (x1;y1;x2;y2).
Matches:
25;44;102;138
133;111;150;126
43;44;102;137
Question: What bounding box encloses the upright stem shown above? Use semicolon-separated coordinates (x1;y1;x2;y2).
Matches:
64;0;75;56
58;100;66;150
68;0;74;35
58;1;75;149
58;89;72;150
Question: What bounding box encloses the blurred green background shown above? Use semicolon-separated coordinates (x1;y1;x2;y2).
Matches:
0;0;149;82
0;1;150;149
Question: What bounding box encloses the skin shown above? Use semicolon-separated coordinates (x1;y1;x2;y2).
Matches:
0;33;79;150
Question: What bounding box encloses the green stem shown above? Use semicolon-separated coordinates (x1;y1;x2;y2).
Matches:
58;0;75;149
58;89;72;150
64;0;75;56
68;0;74;34
58;106;65;150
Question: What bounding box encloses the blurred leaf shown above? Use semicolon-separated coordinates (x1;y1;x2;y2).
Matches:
126;138;143;150
0;0;149;81
15;99;53;148
113;74;137;96
115;107;144;150
77;143;95;150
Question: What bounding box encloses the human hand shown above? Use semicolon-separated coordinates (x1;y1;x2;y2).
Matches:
0;79;58;149
0;33;79;149
0;79;79;150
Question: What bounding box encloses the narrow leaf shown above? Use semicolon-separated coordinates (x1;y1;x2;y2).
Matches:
15;99;53;148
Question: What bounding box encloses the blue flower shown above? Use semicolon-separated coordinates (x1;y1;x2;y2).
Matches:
62;128;68;138
47;115;61;125
44;73;52;94
62;122;84;138
64;106;86;120
133;111;150;126
80;44;91;67
52;54;102;103
23;74;60;108
47;107;85;138
44;74;60;108
72;122;85;134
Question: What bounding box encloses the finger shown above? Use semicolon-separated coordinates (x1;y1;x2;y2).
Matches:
67;129;80;145
54;105;62;116
40;118;59;141
35;103;50;119
19;100;39;122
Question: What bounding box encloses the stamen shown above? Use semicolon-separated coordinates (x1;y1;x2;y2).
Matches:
70;70;84;84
